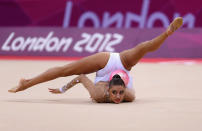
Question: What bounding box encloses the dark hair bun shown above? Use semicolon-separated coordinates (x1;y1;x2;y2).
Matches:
112;74;121;79
109;74;125;88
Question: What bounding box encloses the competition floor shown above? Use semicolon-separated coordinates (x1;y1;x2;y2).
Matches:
0;60;202;131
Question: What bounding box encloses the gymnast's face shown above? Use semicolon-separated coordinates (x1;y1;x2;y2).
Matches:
109;85;125;104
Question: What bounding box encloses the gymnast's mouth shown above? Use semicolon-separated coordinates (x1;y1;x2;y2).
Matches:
114;98;121;103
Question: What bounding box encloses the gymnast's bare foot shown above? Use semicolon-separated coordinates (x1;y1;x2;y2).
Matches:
8;79;29;93
167;17;183;36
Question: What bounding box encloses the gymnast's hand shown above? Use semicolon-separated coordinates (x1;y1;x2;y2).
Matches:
48;88;62;94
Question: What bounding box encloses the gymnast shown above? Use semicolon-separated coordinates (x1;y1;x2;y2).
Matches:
9;17;183;104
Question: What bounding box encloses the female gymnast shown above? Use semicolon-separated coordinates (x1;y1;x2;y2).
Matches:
8;17;183;104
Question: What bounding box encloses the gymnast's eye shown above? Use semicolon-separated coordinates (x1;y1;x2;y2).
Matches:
120;90;124;95
112;90;117;95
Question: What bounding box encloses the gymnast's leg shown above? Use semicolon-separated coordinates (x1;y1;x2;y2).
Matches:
9;52;110;93
120;17;183;70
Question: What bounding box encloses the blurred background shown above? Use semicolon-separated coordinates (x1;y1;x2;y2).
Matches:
0;0;202;59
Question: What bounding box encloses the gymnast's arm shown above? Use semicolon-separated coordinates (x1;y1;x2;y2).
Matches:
124;88;136;102
49;74;96;97
48;75;81;94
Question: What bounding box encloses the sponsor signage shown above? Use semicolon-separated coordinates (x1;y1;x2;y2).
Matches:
0;0;202;28
0;28;202;58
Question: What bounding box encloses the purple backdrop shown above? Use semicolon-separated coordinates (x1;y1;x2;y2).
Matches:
0;0;202;28
0;28;202;58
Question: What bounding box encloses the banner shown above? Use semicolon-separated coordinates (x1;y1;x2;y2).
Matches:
0;0;202;28
0;28;202;58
